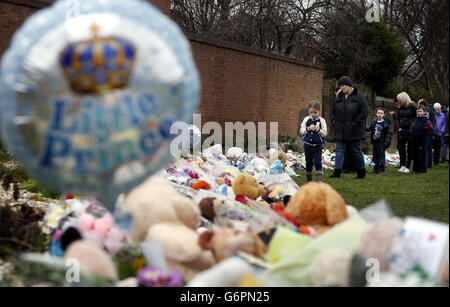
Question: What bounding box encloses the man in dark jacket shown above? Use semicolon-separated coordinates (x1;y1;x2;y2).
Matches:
330;76;369;179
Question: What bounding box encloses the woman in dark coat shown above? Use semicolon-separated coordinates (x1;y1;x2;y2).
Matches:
330;76;369;179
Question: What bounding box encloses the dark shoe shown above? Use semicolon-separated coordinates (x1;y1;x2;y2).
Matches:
306;172;313;182
330;169;342;178
378;171;386;175
370;170;379;174
316;171;323;182
356;169;366;179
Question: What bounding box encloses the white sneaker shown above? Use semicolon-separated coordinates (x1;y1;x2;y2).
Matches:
403;168;410;173
399;166;405;172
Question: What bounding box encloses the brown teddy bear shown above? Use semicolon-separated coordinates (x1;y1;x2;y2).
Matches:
121;176;215;282
269;148;288;166
198;197;223;221
285;182;348;235
198;227;266;262
232;174;266;205
278;150;287;166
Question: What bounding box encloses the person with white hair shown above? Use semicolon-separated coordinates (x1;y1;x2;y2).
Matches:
390;92;416;173
434;102;447;165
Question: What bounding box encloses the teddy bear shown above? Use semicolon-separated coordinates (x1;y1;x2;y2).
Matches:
358;218;404;271
250;157;268;172
231;173;266;205
198;197;223;222
226;147;243;159
285;182;348;235
198;227;266;262
121;176;216;282
61;227;118;283
269;148;288;166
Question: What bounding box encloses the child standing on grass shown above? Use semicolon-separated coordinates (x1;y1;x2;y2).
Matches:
411;105;434;174
300;101;327;182
366;108;393;175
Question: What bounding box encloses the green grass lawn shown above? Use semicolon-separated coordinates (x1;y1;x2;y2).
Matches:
293;164;449;224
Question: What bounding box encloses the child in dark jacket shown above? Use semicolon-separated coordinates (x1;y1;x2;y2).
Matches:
366;108;393;174
411;105;434;174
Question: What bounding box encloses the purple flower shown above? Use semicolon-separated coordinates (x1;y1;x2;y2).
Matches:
166;268;184;287
137;267;184;287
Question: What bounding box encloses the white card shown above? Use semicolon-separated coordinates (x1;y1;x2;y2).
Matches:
391;217;449;279
139;241;167;272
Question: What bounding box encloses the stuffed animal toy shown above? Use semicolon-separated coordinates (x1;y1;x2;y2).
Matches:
146;223;216;282
77;212;129;254
202;144;223;158
121;176;215;282
250;157;268;172
226;147;243;159
269;148;288;165
198;228;267;262
232;173;266;205
358;218;403;271
277;150;287;166
215;177;225;186
271;203;317;237
198;197;223;222
61;227;118;282
285;182;348;235
271;202;299;227
191;180;211;191
311;248;352;287
218;184;234;198
239;152;251;165
270;159;284;175
187;257;254;287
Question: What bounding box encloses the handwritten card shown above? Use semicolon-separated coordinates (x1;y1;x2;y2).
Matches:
391;217;449;280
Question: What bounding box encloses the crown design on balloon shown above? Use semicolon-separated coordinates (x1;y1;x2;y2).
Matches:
60;23;136;94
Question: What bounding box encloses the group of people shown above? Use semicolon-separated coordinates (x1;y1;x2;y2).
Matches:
391;94;448;174
299;75;448;182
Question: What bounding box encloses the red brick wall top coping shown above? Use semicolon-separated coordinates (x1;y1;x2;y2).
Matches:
185;33;323;71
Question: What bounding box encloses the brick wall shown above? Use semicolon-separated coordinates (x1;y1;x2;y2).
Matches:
189;35;323;137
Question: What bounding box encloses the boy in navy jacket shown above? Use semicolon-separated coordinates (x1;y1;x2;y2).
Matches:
366;108;393;174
